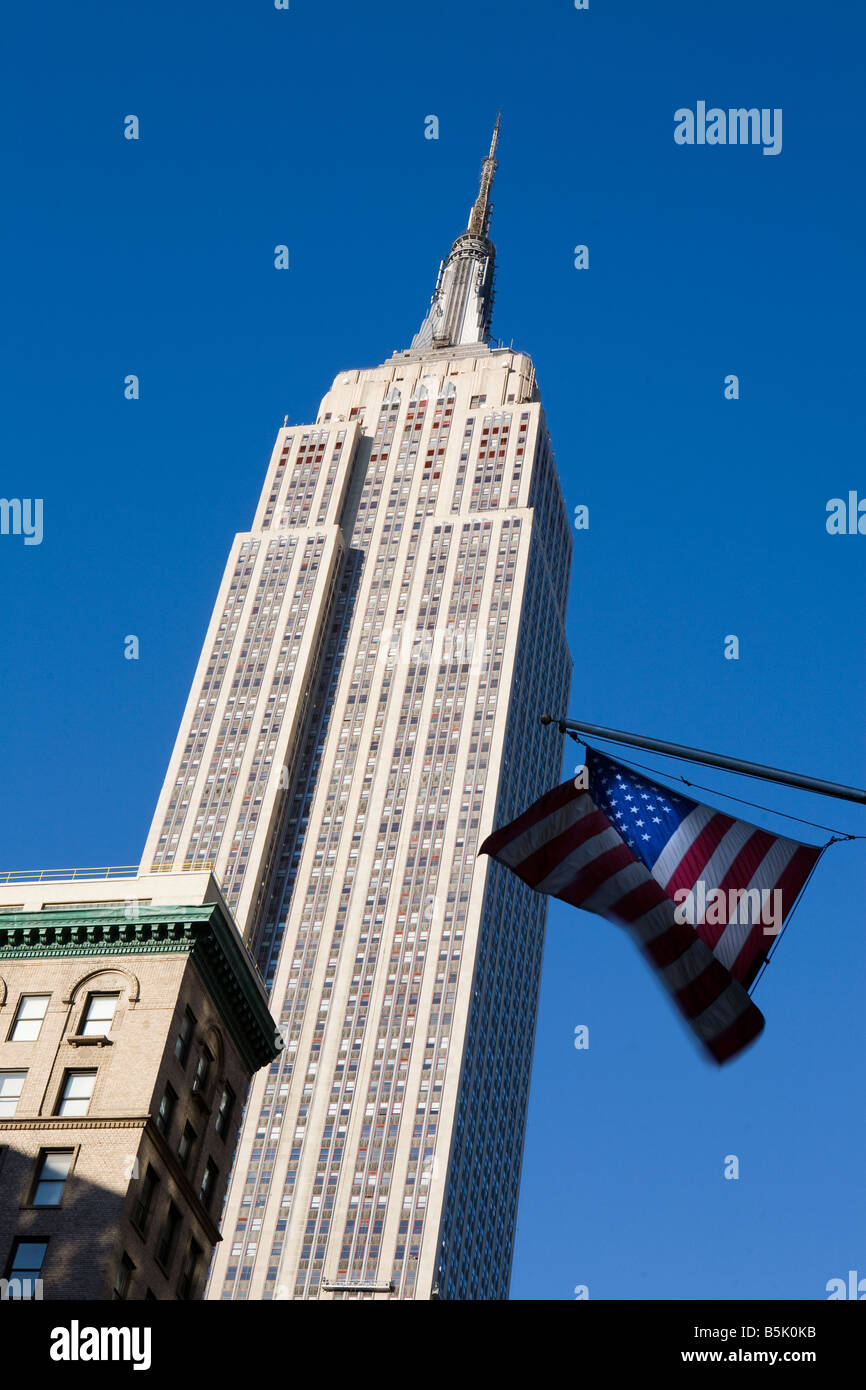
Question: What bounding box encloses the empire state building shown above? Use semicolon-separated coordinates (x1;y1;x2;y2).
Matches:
141;118;573;1299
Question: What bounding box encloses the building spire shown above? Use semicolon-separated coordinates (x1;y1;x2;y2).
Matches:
410;115;501;352
467;112;501;238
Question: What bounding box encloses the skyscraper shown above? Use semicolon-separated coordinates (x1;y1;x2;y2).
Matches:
141;119;573;1300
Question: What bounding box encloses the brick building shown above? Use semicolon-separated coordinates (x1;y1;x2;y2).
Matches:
0;870;280;1300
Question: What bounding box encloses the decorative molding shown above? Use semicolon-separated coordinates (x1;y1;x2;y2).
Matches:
0;1115;150;1131
62;964;141;1007
202;1021;226;1076
0;909;202;957
0;904;280;1073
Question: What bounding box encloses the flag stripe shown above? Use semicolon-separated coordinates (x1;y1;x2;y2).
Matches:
704;995;765;1063
558;843;638;909
479;779;578;858
664;812;737;896
519;808;610;887
652;804;715;886
534;825;622;898
607;876;672;926
700;829;776;950
641;920;700;971
478;747;818;1064
713;839;800;969
675;955;737;1020
572;859;649;918
688;818;765;901
732;843;822;988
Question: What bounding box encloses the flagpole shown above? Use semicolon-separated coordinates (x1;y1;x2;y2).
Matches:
539;714;866;807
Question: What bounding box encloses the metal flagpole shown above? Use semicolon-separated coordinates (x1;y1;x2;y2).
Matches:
539;714;866;807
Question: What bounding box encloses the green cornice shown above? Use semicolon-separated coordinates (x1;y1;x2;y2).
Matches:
0;904;280;1074
0;907;205;957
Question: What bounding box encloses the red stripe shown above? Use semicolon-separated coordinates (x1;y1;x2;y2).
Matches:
608;877;671;925
674;957;736;1021
481;773;808;1067
639;920;697;970
558;843;637;909
632;922;765;1058
665;812;736;896
514;809;609;887
705;1000;765;1064
731;844;821;988
734;930;771;994
701;829;776;949
479;779;579;858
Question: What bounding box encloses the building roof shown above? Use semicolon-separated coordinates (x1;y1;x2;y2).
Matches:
0;878;281;1073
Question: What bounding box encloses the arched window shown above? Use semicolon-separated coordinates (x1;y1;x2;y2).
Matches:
64;968;139;1041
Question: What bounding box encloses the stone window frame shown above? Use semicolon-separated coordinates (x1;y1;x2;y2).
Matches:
21;1143;81;1211
63;967;140;1049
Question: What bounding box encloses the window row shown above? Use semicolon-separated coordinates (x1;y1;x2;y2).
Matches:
0;1067;97;1117
4;991;118;1043
128;1164;208;1297
2;1231;204;1302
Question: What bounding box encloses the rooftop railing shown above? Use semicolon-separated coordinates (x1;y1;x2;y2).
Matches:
0;862;215;886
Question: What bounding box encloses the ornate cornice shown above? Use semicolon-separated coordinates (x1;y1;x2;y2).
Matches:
0;909;202;956
0;905;280;1073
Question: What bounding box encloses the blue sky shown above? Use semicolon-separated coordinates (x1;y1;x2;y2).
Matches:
1;0;863;1300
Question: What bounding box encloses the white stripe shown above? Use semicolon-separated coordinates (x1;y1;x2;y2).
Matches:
624;912;756;1045
497;793;593;871
626;897;678;946
652;805;717;887
714;839;799;969
694;820;760;894
660;936;718;996
691;978;755;1043
534;825;621;896
579;859;650;917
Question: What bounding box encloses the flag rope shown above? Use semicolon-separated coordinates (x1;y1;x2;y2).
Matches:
567;732;864;842
570;734;843;1000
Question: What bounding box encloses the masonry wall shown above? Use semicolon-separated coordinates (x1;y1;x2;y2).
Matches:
0;948;252;1299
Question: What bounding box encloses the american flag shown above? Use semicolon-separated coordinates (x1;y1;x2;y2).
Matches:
480;748;822;1063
